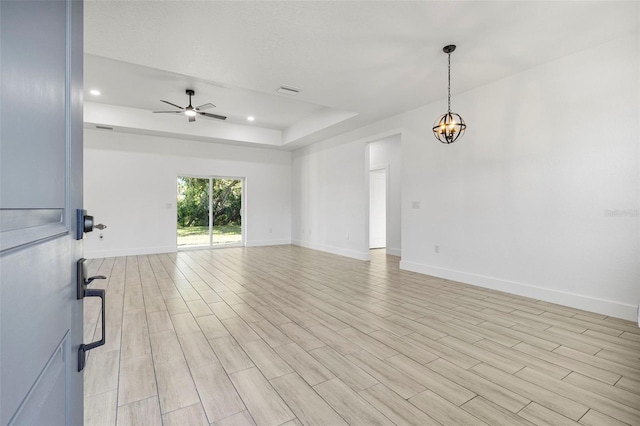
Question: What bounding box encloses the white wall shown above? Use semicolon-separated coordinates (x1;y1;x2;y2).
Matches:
291;138;371;260
291;34;639;321
84;130;291;258
369;136;402;256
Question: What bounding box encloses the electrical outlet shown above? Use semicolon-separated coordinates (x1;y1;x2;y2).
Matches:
412;201;421;209
434;245;439;253
269;228;272;234
346;233;350;240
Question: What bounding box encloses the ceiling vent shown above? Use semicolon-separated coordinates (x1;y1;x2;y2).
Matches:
276;85;301;96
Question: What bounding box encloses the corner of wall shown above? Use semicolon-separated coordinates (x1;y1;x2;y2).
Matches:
291;240;371;261
385;247;401;257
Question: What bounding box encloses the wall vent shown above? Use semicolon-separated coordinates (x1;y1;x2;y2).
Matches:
276;85;301;95
95;125;113;130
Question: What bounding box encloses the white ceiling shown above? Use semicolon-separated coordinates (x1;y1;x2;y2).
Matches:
84;1;639;149
84;54;328;130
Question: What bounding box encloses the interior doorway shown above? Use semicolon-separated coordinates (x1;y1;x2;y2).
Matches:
176;176;244;247
369;169;387;249
367;134;401;256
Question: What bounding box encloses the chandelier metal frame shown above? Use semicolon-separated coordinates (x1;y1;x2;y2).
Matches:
433;45;466;144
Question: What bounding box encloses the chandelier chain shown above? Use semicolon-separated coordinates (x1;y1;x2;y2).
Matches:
447;52;451;113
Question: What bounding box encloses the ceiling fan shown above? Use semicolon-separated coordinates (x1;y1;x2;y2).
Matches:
153;89;227;122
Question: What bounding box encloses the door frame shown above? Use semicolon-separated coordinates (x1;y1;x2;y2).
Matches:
364;132;402;259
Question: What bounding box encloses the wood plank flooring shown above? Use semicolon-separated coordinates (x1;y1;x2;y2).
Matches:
84;246;640;425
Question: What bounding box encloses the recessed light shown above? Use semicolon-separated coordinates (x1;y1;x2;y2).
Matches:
90;89;101;96
247;116;255;122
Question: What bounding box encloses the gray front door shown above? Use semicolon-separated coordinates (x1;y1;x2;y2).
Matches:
1;0;84;424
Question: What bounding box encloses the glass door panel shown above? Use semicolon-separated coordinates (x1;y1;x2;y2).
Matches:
177;177;210;247
211;178;242;245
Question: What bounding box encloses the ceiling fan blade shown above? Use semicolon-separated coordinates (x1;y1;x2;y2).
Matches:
160;100;184;110
153;111;183;113
196;103;215;111
188;115;196;123
199;112;227;120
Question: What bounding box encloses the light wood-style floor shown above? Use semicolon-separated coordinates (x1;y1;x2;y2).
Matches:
83;246;640;426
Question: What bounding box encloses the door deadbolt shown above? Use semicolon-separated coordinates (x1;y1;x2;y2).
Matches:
76;209;107;239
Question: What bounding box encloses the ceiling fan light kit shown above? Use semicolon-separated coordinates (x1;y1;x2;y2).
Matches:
153;89;227;123
433;44;466;144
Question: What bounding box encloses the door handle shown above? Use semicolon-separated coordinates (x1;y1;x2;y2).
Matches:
86;275;106;286
76;259;106;300
78;288;105;372
77;258;107;371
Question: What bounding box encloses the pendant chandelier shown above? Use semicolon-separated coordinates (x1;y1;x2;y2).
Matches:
433;45;466;144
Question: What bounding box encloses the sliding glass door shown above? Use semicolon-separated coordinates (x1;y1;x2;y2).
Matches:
211;178;243;245
177;176;243;247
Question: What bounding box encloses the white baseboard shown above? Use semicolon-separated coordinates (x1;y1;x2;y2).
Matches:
292;239;370;261
85;240;292;258
400;260;638;322
386;247;401;257
84;245;176;259
246;239;291;247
